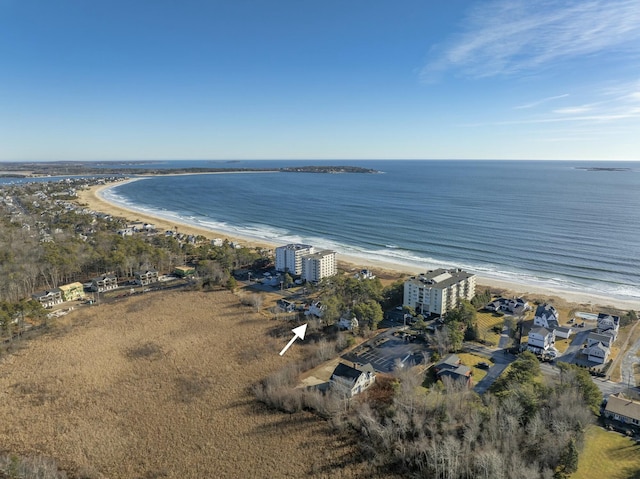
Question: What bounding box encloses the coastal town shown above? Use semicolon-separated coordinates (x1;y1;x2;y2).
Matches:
1;175;640;478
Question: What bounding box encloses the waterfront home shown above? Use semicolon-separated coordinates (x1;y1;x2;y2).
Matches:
90;274;118;292
603;393;640;433
597;313;620;340
554;326;573;339
533;304;559;330
32;289;63;308
58;282;86;302
486;297;529;314
403;268;476;317
330;362;376;397
135;270;159;286
527;327;555;353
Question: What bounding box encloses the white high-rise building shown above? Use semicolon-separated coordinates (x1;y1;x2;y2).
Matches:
301;250;337;283
403;268;476;317
275;243;315;275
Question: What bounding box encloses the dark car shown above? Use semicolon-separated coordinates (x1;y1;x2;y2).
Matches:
477;362;490;369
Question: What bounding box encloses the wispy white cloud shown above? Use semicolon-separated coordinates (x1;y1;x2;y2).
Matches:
514;94;569;110
553;105;596;115
423;0;640;79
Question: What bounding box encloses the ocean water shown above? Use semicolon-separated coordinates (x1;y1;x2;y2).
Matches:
99;160;640;300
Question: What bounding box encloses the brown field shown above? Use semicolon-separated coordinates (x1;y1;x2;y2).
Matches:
0;290;362;479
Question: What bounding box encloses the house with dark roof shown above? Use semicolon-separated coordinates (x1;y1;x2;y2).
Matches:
533;304;559;330
486;297;529;314
90;274;118;292
433;354;472;387
135;270;159;286
597;313;620;341
603;393;640;433
330;362;376;397
32;289;63;308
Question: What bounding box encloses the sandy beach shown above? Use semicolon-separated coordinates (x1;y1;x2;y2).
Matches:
77;179;640;311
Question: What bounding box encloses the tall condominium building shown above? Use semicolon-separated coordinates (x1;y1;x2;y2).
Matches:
403;268;476;317
275;243;315;275
301;250;337;283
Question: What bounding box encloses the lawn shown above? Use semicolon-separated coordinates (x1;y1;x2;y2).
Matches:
457;352;489;382
571;426;640;479
476;311;505;346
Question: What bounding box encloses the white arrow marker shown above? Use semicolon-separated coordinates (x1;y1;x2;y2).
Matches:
279;324;307;356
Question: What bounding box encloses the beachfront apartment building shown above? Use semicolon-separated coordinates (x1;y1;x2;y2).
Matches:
403;268;476;317
301;250;337;283
275;244;315;275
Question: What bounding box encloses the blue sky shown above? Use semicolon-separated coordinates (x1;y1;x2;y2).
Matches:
1;0;639;161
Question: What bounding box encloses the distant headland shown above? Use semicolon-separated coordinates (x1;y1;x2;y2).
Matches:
0;161;379;177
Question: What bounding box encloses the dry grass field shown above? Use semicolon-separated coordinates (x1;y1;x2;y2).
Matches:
0;290;362;479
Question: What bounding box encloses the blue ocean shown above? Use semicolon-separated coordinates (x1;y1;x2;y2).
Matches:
98;160;640;300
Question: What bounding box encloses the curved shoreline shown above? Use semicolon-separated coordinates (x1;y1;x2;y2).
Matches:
78;179;640;310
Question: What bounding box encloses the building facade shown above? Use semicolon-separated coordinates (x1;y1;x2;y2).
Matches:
403;268;476;316
301;250;337;283
275;244;315;275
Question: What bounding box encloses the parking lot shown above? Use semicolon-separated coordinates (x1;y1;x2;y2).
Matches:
342;329;429;373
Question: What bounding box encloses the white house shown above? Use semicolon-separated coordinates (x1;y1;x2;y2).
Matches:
586;342;610;364
32;289;63;308
338;314;359;331
90;274;118;292
597;313;620;341
134;270;159;286
533;304;559;330
527;327;555;352
587;332;614;349
330;362;376;397
305;301;326;318
554;326;573;339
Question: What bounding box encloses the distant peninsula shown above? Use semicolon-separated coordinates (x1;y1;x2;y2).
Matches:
0;161;379;177
575;166;631;172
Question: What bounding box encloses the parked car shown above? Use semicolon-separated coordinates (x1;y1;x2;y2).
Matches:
477;362;490;369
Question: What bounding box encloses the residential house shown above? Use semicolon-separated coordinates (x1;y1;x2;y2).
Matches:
32;289;63;308
330;362;376;397
554;326;573;339
486;297;529;314
533;304;559;330
90;274;118;292
603;393;640;432
587;332;614;349
585;342;609;364
58;282;85;302
135;270;159;286
403;268;476;317
433;354;472;386
527;327;555;353
305;301;326;318
338;314;359;331
597;313;620;341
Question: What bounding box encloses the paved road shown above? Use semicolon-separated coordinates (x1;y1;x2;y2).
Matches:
462;342;519;395
620;336;640;388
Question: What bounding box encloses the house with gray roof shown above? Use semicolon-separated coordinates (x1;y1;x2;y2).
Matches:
330;362;376;397
603;393;640;432
533;304;559;330
433;354;472;387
